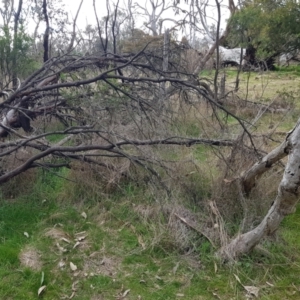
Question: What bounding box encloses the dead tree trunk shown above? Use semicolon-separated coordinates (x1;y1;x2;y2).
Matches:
159;28;170;108
219;121;300;261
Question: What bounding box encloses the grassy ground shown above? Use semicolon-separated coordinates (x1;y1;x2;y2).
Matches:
215;66;300;135
1;66;300;299
1;170;300;299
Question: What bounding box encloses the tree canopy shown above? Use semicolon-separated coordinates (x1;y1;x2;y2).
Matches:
228;0;300;61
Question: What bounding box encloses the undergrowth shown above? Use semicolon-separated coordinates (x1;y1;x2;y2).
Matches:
0;165;300;299
1;67;300;299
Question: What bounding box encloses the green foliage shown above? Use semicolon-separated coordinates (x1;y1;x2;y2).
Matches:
228;0;300;58
274;65;300;75
0;25;37;86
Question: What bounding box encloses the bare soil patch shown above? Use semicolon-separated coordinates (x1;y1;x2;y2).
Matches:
19;246;42;271
83;253;121;277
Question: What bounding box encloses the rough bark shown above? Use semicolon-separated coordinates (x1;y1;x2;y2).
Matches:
219;120;300;261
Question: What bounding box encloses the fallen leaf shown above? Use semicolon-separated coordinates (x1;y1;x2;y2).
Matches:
173;262;179;275
70;262;77;271
38;285;46;296
81;212;87;219
73;241;80;249
212;291;221;299
58;261;65;268
72;281;79;291
138;235;146;249
40;271;45;286
234;274;259;298
233;274;242;285
76;236;86;241
176;293;185;297
122;289;130;297
244;286;259;297
185;171;196;176
223;178;233;184
61;237;71;243
56;243;67;253
89;251;100;258
214;262;218;273
266;281;274;287
24;232;29;238
75;231;86;236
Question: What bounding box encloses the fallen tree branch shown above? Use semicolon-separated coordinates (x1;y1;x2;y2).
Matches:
219;119;300;261
0;136;235;183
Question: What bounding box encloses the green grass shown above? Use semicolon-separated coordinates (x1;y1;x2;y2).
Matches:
274;65;300;76
44;121;68;143
1;169;300;299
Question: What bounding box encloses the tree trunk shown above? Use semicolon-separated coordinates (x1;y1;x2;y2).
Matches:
42;0;50;62
219;120;300;261
193;0;236;74
159;28;170;107
12;0;23;89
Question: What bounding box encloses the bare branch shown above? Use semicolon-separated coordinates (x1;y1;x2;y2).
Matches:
67;0;84;52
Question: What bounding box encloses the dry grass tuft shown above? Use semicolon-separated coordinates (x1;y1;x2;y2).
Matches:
0;143;45;199
44;212;67;223
1;168;37;199
66;159;134;199
44;227;70;240
134;202;218;252
133;204;162;221
19;246;42;271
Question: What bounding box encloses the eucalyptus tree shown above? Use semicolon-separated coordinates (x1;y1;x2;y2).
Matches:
227;0;300;68
0;0;35;88
0;0;242;184
1;0;300;263
29;0;76;57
